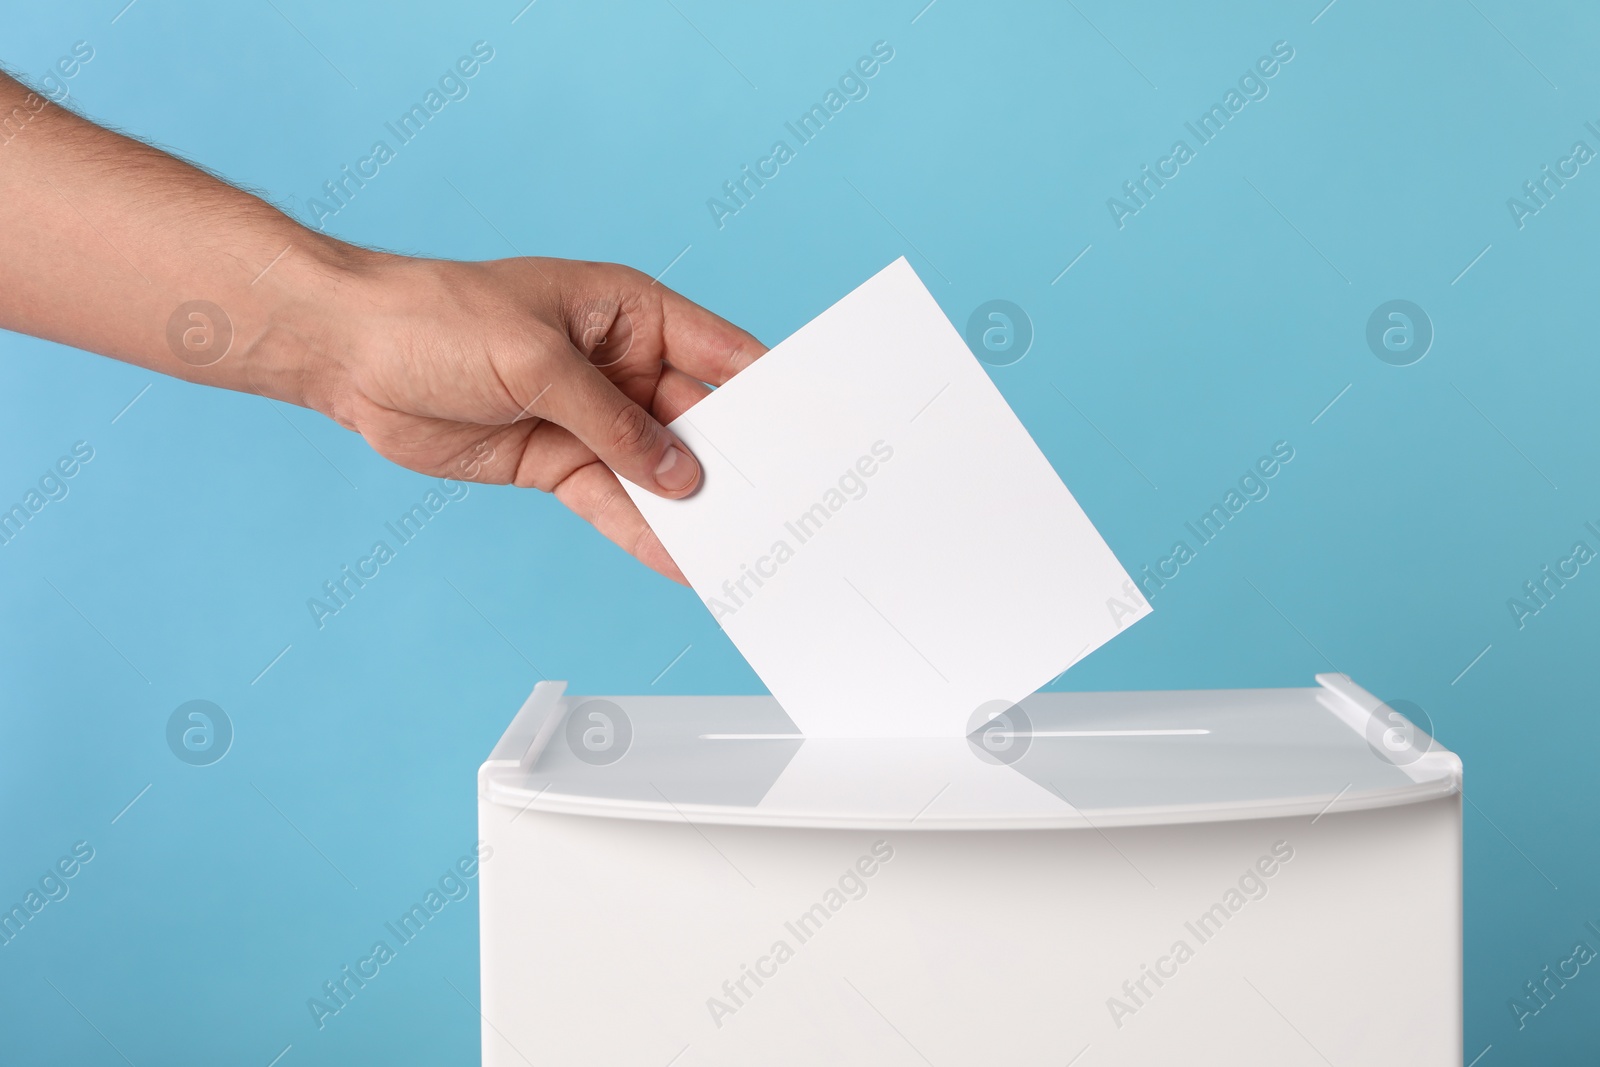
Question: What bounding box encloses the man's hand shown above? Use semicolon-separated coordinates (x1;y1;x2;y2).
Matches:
320;256;764;582
0;71;763;582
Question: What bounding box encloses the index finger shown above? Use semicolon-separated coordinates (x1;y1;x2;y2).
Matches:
655;286;767;387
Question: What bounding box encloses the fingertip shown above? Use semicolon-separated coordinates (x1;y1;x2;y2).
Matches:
637;527;688;584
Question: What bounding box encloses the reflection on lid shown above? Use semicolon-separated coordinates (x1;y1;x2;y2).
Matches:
483;678;1460;830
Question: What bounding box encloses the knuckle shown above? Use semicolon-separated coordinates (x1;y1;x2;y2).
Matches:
723;342;752;381
585;481;628;531
517;455;566;495
523;466;561;493
607;403;657;458
524;323;570;366
594;486;623;521
630;523;660;560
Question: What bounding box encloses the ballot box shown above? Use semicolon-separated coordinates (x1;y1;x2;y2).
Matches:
477;673;1460;1065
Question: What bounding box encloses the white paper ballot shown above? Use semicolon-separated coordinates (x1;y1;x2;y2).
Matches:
624;258;1150;737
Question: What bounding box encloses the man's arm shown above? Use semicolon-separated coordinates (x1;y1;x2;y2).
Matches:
0;73;358;409
0;72;765;582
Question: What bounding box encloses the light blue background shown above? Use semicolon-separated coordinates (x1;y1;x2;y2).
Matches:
2;0;1596;1062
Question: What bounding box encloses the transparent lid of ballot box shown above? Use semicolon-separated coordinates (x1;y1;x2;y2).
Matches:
477;673;1461;831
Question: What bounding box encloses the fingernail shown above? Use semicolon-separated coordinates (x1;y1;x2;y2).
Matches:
654;445;698;493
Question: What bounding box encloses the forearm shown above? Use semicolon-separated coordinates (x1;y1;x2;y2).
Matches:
0;72;365;412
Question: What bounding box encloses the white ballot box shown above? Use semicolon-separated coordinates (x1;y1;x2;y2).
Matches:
477;674;1461;1066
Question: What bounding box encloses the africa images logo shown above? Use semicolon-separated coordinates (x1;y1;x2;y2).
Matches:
704;441;894;620
706;41;895;229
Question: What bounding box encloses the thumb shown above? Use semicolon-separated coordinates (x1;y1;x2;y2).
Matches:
536;348;701;498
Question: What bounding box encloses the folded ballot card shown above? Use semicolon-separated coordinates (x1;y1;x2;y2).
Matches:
623;258;1150;737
